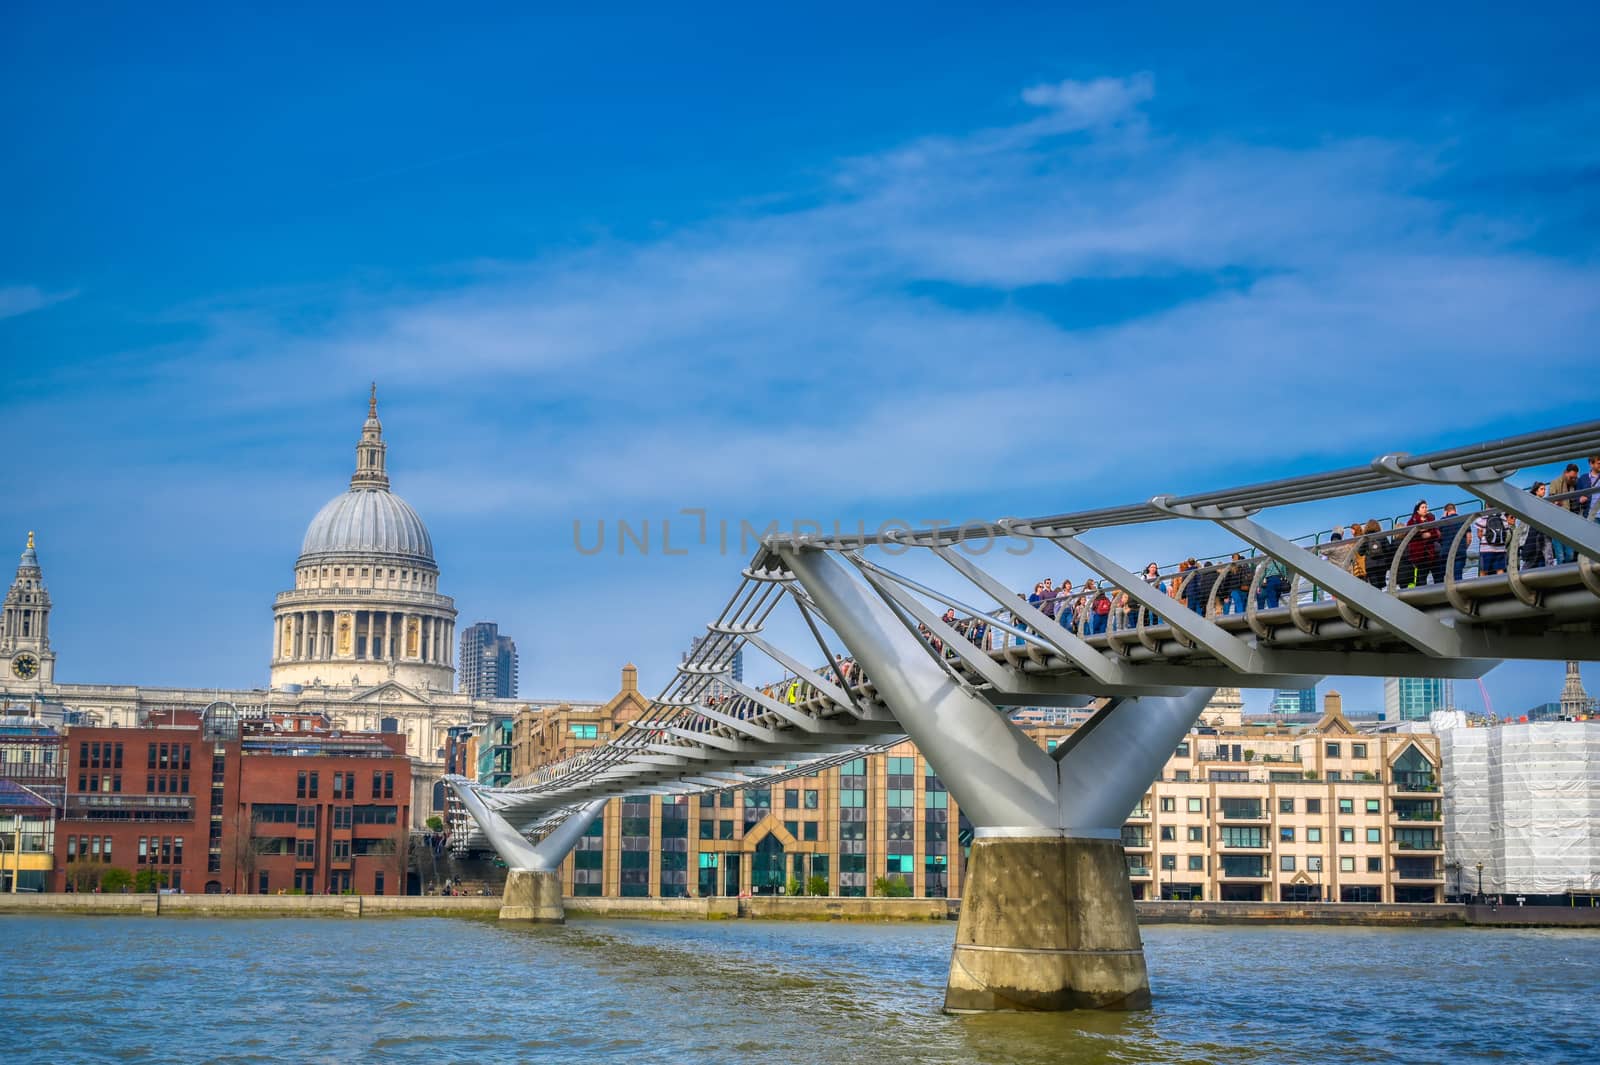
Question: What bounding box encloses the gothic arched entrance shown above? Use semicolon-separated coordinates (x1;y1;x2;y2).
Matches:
752;833;786;896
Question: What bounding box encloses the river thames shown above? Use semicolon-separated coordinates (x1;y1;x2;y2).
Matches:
5;916;1596;1063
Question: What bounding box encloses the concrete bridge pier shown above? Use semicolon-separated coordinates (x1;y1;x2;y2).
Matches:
499;869;565;923
781;545;1213;1012
447;782;605;924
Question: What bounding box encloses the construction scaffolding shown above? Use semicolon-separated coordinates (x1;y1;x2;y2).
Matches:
1439;712;1600;897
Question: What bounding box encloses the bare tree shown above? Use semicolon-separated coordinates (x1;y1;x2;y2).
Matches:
230;808;258;893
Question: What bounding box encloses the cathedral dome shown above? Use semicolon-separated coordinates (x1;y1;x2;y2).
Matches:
299;488;434;565
294;386;436;568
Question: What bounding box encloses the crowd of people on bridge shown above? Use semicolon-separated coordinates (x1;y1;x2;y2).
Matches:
700;457;1600;713
996;456;1600;650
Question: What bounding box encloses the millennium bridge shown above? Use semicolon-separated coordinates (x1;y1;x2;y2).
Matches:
449;420;1600;1012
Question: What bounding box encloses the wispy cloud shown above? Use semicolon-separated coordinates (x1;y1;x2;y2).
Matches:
0;284;77;321
25;74;1600;529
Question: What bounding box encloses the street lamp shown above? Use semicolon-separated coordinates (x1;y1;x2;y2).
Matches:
1476;861;1484;901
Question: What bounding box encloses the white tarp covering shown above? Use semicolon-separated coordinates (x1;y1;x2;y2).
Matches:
1438;713;1600;895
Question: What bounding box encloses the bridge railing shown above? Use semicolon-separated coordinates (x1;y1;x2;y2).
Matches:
451;421;1600;852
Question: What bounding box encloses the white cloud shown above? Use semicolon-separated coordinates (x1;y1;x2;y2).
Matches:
0;284;76;321
1020;72;1155;129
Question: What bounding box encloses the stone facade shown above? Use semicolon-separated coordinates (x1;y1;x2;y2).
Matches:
1;391;562;829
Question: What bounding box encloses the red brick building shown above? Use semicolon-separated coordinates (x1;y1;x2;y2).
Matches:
54;708;410;895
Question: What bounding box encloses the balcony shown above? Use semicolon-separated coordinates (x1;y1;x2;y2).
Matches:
1218;800;1266;822
1392;839;1442;853
1127;806;1152;821
1390;805;1441;824
1389;776;1440;795
1120;831;1151;850
1219;857;1269;880
63;794;194;822
1394;859;1443;881
1126;866;1152;878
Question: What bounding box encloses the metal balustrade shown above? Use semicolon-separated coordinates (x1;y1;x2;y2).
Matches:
450;420;1600;855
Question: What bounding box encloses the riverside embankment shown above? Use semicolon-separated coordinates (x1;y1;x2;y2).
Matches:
3;893;1597;926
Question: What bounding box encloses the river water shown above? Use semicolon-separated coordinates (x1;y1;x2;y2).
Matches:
4;916;1595;1063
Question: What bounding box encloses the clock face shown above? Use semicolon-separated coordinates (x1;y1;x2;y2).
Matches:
11;653;38;680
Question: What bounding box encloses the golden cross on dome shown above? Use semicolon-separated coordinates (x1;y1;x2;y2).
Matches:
26;530;33;549
369;382;378;417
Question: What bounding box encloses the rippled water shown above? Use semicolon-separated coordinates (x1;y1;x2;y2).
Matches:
4;915;1596;1063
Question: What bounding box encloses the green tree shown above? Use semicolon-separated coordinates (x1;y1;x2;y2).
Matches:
873;875;912;898
425;815;444;833
786;876;804;897
99;868;134;893
133;869;169;893
805;874;829;897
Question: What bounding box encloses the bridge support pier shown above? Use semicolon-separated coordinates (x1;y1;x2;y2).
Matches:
781;544;1212;1013
500;868;566;923
947;834;1146;1012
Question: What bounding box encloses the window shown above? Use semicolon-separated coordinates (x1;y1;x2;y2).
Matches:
1338;798;1354;815
1307;856;1323;872
1340;828;1355;843
1187;856;1204;871
374;871;385;896
1159;826;1176;841
1325;743;1340;759
1339;856;1356;872
1307;828;1322;843
332;840;350;861
1306;798;1322;814
296;839;315;861
352;805;397;825
1187;798;1203;813
804;789;819;809
1280;856;1296;871
1366;799;1381;814
569;724;598;739
719;820;734;840
1187;827;1204;843
1352;743;1367;759
1175;742;1190;757
1366;828;1381;843
1159;797;1175;812
1160;855;1176;871
1279;798;1295;814
1367;857;1383;873
372;771;394;799
297;806;317;829
803;823;818;841
297;771;309;798
1280;827;1295;842
785;821;799;839
332;806;352;830
784;789;799;808
1327;771;1341;782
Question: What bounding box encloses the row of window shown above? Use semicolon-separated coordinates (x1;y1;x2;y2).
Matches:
79;742;124;770
65;835;114;862
252;803;399;826
137;836;184;865
296;770;395;800
1155;796;1399;815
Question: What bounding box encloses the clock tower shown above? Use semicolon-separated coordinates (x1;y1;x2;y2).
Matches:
2;532;55;689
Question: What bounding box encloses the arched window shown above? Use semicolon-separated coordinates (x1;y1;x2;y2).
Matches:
432;780;446;810
380;716;399;734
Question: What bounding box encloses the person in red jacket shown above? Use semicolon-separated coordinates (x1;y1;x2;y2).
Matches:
1402;500;1442;587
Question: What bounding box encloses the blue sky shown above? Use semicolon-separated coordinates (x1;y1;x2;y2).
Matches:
2;3;1596;713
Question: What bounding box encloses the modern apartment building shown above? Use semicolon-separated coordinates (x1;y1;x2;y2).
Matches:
458;621;519;700
492;683;1445;903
